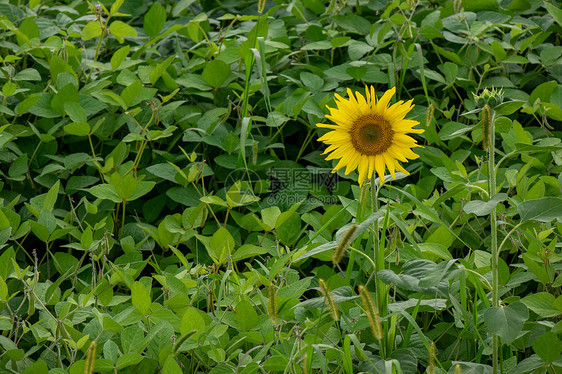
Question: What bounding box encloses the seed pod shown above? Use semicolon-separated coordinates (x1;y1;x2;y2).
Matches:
319;279;339;321
358;285;382;340
333;224;358;264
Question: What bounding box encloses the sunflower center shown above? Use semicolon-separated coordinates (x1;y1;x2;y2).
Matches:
349;114;394;155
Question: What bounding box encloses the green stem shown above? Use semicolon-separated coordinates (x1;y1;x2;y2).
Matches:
371;179;388;358
489;109;499;374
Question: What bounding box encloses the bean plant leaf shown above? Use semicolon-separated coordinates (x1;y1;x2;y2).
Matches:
483;302;528;344
517;197;562;222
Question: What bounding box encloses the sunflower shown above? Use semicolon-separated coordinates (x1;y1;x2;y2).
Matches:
316;86;424;186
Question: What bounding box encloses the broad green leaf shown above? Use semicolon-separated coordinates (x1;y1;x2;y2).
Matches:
49;55;77;85
121;80;142;108
201;59;231;88
521;292;561;318
532;332;562;364
518;197;562;222
109;21;138;43
111;45;130;70
144;3;166;37
64;102;87;123
463;193;507;216
232;244;268;262
64;122;91;136
82;21;102;41
483;302;528;344
545;3;562;28
131;282;151;314
162;356;182;374
209;227;235;265
42;180;60;212
89;184;122;203
180;307;205;339
116;352;144;369
235;300;258;331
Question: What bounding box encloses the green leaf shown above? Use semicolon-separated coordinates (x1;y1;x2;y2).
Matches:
463;193;507;216
109;21;138;43
144;3;166;37
111;45;130;70
121;80;142;108
483;302;528;344
232;244;268;262
545;3;562;28
521;292;561;318
129;181;156;201
131;281;151;314
64;102;87;123
149;56;175;85
42;180;60;212
82;21;102;41
22;359;48;374
208;227;235;265
8;154;28;180
201;59;231;88
532;332;562;364
64;122;91;136
235;300;258;332
116;352;144;369
49;55;77;85
180;307;206;339
110;0;125;15
89;184;122;203
162;356;182;374
517;197;562;222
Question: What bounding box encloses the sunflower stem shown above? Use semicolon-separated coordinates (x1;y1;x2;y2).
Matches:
371;178;387;358
346;184;370;282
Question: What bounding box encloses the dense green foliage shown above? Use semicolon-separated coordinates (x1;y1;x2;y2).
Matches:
1;0;562;373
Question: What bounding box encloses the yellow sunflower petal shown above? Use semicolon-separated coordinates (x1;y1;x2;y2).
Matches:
376;87;396;112
357;157;369;186
383;153;396;179
317;86;422;186
374;155;386;182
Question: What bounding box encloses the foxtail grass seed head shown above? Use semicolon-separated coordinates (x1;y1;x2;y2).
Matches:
333;224;358;264
258;0;266;13
84;340;97;374
454;364;462;374
319;279;339;321
453;0;463;13
481;104;492;151
358;285;383;340
425;103;435;128
303;352;309;374
428;341;436;374
268;285;278;325
252;140;258;165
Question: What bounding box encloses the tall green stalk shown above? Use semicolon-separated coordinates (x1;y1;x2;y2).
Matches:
484;103;499;373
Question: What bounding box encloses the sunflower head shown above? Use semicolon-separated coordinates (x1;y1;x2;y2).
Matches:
316;86;424;186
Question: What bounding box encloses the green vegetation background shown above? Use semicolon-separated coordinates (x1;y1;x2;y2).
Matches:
0;0;562;373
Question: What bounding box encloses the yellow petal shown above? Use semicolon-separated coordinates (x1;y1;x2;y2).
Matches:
357;157;369;186
383;153;396;179
376;87;396;112
374;155;386;182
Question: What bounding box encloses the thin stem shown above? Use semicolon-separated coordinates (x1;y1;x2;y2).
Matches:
488;108;499;374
